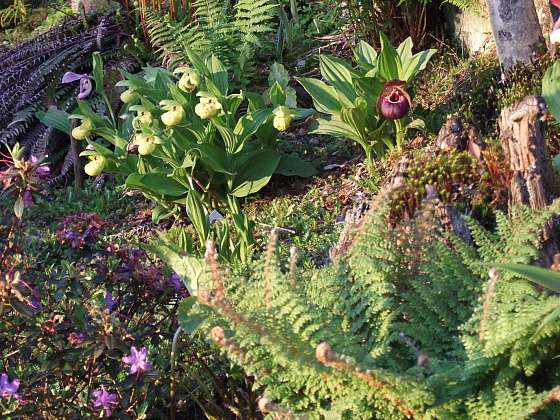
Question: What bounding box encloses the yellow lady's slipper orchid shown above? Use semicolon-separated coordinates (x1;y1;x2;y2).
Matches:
133;133;162;156
272;106;293;132
72;118;93;140
120;89;138;104
84;155;106;177
194;96;222;120
160;100;185;126
131;107;153;129
174;67;201;93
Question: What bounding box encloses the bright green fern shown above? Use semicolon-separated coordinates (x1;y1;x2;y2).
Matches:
167;197;560;418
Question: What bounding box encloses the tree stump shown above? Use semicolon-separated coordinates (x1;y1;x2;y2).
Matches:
499;95;560;264
499;95;558;209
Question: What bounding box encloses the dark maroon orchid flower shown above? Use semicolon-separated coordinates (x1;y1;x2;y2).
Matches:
62;72;93;100
377;80;412;120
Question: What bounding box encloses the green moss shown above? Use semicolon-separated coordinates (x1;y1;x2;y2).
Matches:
388;150;492;222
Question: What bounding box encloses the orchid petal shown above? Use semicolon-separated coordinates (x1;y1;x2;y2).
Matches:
62;72;88;84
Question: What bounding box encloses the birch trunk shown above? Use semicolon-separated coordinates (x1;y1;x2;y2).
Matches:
485;0;544;70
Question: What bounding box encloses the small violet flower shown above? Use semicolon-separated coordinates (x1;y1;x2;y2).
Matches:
92;385;118;417
169;273;182;291
105;291;117;313
62;72;93;100
122;346;152;375
22;189;33;208
30;155;50;177
0;373;20;399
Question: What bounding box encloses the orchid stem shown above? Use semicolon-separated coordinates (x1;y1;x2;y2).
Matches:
169;326;182;420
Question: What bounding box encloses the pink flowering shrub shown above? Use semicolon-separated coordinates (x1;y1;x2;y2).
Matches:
0;237;244;418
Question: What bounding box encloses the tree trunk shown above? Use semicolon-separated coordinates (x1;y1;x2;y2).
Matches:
534;0;553;44
485;0;544;70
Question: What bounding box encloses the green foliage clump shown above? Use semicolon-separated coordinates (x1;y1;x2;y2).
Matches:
415;51;500;136
172;196;560;418
43;52;315;264
299;34;435;169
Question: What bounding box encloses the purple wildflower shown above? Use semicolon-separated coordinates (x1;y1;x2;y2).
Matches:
36;165;50;177
29;287;42;310
105;291;117;313
62;72;93;100
22;189;33;208
92;385;118;417
169;273;182;291
122;346;152;375
0;373;20;399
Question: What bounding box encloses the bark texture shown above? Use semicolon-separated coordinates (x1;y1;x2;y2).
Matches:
499;95;558;208
499;95;560;264
485;0;544;70
534;0;554;41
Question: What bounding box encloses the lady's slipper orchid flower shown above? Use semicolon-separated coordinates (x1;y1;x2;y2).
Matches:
62;72;93;100
194;95;222;120
160;100;185;126
377;80;412;120
131;106;153;129
272;106;293;131
133;133;162;155
174;67;201;93
72;118;93;140
120;89;138;104
84;155;106;177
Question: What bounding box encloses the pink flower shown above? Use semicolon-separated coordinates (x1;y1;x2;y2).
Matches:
92;385;118;417
122;346;152;375
67;332;86;346
0;373;20;399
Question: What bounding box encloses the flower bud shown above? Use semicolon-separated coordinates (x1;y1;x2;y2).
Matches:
72;118;93;140
174;67;200;93
84;155;106;176
133;133;161;156
120;89;138;104
195;96;222;120
377;80;411;120
272;106;293;132
160;100;185;126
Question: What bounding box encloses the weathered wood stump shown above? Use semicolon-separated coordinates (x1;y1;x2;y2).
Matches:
499;95;558;209
499;95;560;264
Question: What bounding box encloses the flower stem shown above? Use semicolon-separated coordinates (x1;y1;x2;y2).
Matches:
169;326;182;420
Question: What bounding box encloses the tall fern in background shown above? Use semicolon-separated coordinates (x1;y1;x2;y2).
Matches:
145;0;277;87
